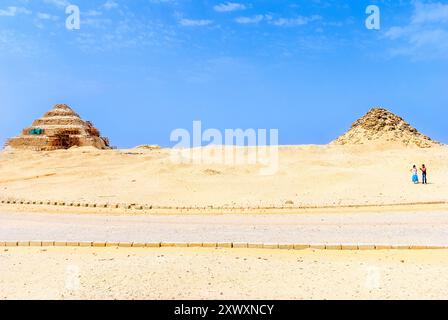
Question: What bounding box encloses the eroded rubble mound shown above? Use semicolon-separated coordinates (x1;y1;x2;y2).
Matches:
332;107;439;148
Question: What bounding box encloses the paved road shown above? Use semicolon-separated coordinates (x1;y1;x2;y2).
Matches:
1;210;448;245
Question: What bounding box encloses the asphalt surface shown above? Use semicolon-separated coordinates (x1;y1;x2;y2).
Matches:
1;210;448;245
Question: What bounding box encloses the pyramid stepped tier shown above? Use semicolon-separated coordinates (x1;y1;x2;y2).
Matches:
6;104;110;151
32;117;86;127
331;107;440;148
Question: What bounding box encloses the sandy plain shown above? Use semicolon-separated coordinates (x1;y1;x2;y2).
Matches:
0;145;447;212
1;247;448;300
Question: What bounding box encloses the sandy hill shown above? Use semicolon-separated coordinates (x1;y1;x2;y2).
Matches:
332;108;439;148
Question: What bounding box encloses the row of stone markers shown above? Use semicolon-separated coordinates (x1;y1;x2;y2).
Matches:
0;197;298;211
0;241;445;250
1;197;446;213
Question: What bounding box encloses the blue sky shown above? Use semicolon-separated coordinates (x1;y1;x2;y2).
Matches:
1;0;448;148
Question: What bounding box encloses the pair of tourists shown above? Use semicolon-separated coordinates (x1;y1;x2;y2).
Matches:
411;165;428;184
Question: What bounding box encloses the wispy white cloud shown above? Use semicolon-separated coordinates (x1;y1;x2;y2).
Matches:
0;29;43;57
411;1;448;24
36;12;59;21
383;1;448;59
0;6;31;17
179;18;213;27
103;0;118;10
71;9;178;53
43;0;69;9
214;2;247;13
235;14;321;26
85;10;103;17
270;15;321;26
235;15;265;24
149;0;178;3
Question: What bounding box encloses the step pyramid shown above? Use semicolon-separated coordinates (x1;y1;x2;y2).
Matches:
6;104;110;151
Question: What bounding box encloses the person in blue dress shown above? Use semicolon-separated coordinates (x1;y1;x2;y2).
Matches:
411;165;419;184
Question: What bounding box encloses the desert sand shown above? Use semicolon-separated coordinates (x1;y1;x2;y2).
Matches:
1;247;448;300
0;144;447;211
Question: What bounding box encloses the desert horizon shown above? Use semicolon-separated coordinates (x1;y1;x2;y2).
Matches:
1;105;446;213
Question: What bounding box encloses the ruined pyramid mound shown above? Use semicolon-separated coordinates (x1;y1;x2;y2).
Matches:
332;107;439;148
6;104;110;151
